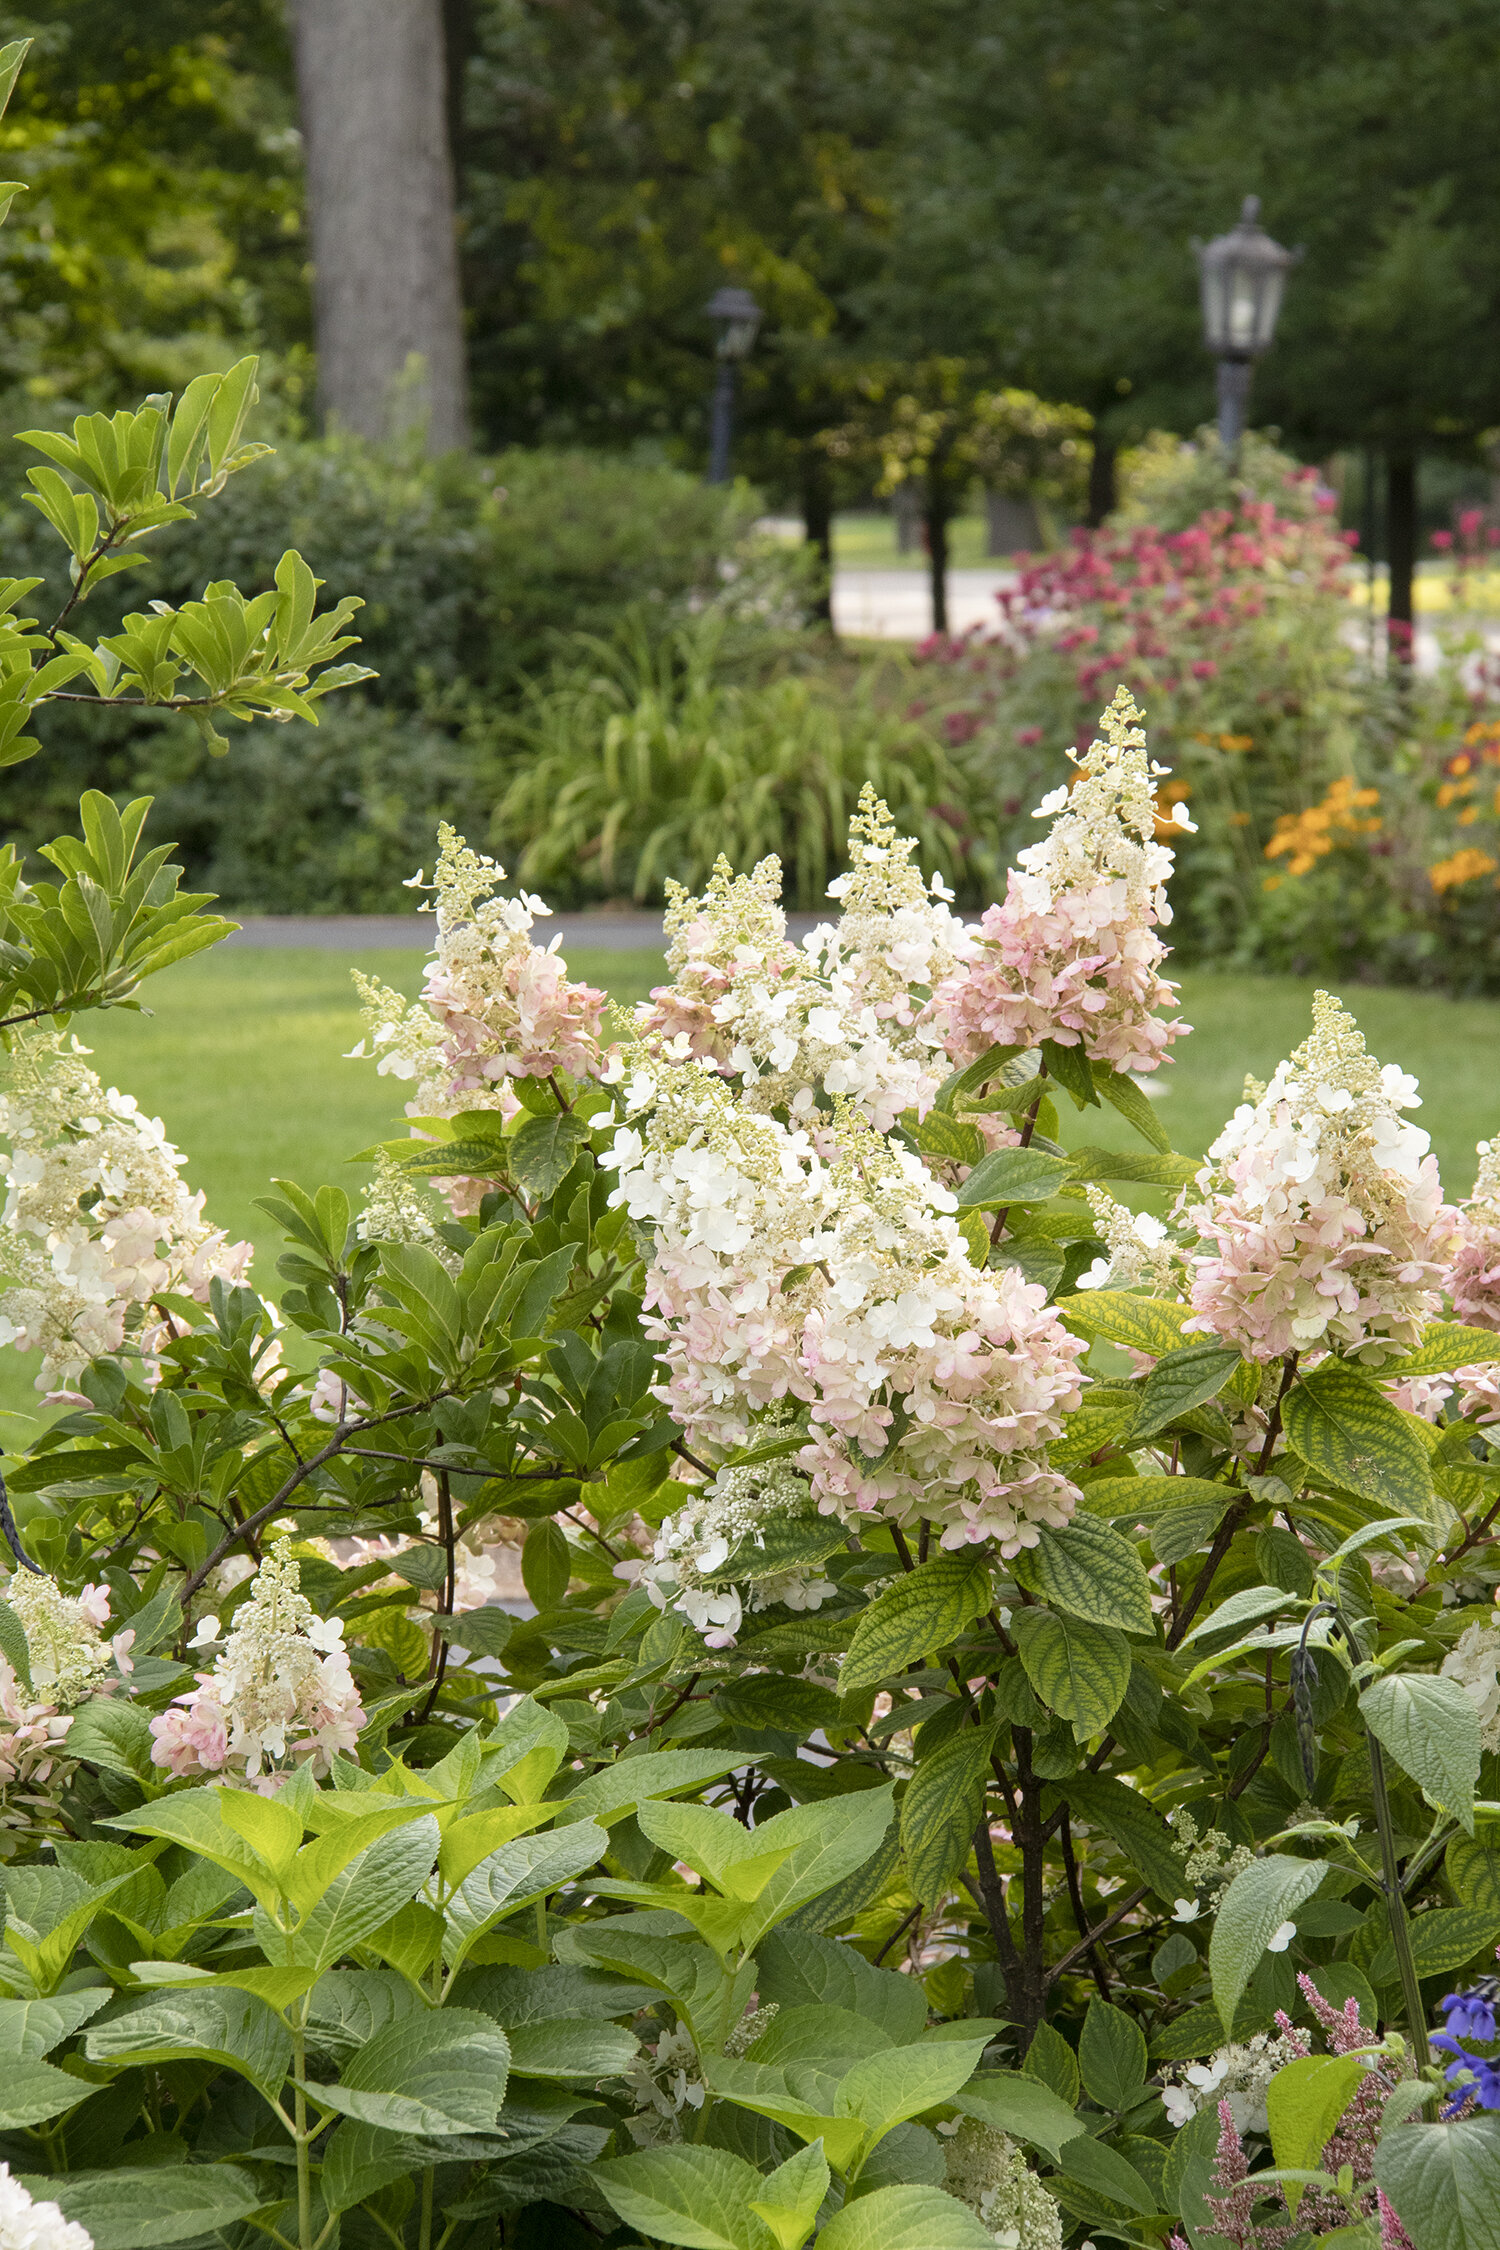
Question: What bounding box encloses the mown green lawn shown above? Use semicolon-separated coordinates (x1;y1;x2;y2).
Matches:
0;945;1493;1423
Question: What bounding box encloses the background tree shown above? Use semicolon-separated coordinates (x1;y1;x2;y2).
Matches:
0;0;305;411
292;0;468;451
820;363;1092;632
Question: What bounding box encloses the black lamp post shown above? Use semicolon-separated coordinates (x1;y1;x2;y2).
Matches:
1194;197;1296;461
704;285;762;484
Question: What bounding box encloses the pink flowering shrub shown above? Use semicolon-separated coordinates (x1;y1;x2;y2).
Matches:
916;482;1366;960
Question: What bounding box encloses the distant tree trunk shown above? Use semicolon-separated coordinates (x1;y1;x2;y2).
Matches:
1086;438;1117;527
925;476;950;636
1386;449;1417;667
293;0;469;452
801;445;834;628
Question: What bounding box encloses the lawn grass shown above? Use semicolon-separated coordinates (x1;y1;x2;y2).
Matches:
0;944;1492;1422
832;510;993;569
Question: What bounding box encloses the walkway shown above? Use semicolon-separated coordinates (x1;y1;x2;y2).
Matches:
832;566;1012;641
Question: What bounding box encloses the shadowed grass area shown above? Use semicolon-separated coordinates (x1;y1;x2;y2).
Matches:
0;946;1493;1425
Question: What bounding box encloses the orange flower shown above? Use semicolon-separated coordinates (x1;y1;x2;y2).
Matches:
1264;777;1381;877
1218;733;1254;752
1430;848;1500;893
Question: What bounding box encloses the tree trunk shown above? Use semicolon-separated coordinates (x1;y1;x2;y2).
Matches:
1386;450;1417;667
1085;438;1117;528
293;0;469;452
800;445;834;628
925;481;950;637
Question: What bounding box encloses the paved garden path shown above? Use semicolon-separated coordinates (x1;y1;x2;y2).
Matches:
223;912;826;948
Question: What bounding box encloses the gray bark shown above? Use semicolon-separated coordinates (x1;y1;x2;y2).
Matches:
293;0;468;452
985;490;1041;556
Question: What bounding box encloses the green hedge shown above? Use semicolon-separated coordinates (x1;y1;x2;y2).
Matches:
0;435;782;898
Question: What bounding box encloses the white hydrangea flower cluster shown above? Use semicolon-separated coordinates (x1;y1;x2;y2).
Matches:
1181;992;1453;1362
1166;1809;1254;1924
634;1460;837;1649
0;2162;93;2250
6;1574;123;1709
1440;1619;1500;1752
149;1540;365;1780
1159;2030;1303;2133
639;786;977;1136
1075;1185;1179;1294
0;1037;251;1389
940;2118;1062;2250
356;1149;457;1267
606;1060;1086;1557
622;2018;705;2146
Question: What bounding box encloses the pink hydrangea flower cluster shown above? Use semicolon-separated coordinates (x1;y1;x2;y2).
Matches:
352;824;609;1098
1182;991;1453;1363
639;786;977;1135
1451;1137;1500;1332
605;1060;1085;1556
151;1540;364;1781
348;823;614;1214
0;1659;78;1859
934;686;1188;1076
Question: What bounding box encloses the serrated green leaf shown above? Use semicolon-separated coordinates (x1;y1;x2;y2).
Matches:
955;1147;1074;1209
1078;1996;1147;2112
1268;2054;1368;2216
1384;1325;1500;1379
593;2145;774;2250
1053;1774;1183;1900
1210;1855;1327;2033
1012;1609;1131;1736
1359;1673;1480;1834
511;1111;587;1201
1282;1363;1433;1513
900;1722;995;1906
951;2070;1083;2159
305;2005;511;2136
1066;1145;1196;1187
1017;1515;1153;1632
840;1554;993;1696
1375;2116;1500;2250
816;2185;994;2250
1368;1907;1500;1988
1132;1339;1244;1439
0;2056;93;2127
20;2167;266;2250
86;1986;292;2102
1054;1290;1193;1357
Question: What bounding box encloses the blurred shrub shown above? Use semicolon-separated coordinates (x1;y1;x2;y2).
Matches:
1114;426;1331;533
490;609;997;909
127;696;493;916
0;434;807;899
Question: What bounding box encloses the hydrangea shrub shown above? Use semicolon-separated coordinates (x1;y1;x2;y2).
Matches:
3;50;1500;2250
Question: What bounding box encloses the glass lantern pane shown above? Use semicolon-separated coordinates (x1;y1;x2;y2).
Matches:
1227;269;1260;352
1253;270;1287;352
